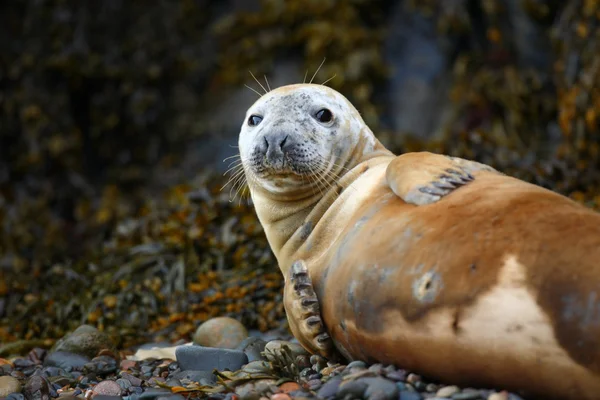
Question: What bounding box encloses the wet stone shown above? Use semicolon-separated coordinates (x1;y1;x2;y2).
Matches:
115;378;132;391
306;379;322;390
337;379;368;398
7;394;26;400
172;370;216;385
138;388;172;399
175;345;247;372
236;337;267;362
317;375;341;398
119;372;142;387
398;391;422;400
385;370;406;382
193;317;248;349
346;361;367;370
156;395;186;400
23;375;50;400
452;392;484;400
0;376;23;397
51;325;115;358
92;380;123;397
363;377;398;400
44;352;91;370
436;386;460;397
91;396;122;400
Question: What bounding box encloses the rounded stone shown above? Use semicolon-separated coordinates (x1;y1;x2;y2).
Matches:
175;345;248;372
193;317;248;349
92;380;123;397
51;325;115;358
488;393;509;400
235;337;267;363
0;376;22;397
44;351;91;370
363;377;399;400
436;385;460;397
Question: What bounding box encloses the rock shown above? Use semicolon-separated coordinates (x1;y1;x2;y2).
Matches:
156;395;186;400
317;375;341;398
0;376;22;397
436;386;460;397
241;361;272;374
337;379;368;398
175;345;248;372
7;393;26;400
193;317;248;349
92;396;122;400
346;360;367;370
263;340;308;363
43;351;90;370
278;382;300;393
271;394;291;400
385;369;406;381
51;325;115;358
363;377;399;400
235;337;267;362
306;379;321;390
138;388;172;399
118;372;142;387
488;393;509;400
398;391;422;400
453;392;484;400
172;370;216;385
91;380;123;397
23;375;50;400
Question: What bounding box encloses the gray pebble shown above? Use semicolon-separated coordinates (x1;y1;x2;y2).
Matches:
337;379;368;398
139;388;172;399
317;376;341;398
43;352;91;370
235;337;267;362
385;370;406;382
116;379;132;391
155;396;186;400
119;373;142;387
452;392;483;400
346;360;367;369
23;375;50;400
399;391;422;400
363;377;398;400
7;394;25;400
92;396;123;400
175;345;248;372
307;379;322;390
172;370;216;385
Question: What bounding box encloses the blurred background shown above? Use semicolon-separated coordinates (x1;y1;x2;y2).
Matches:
1;0;599;353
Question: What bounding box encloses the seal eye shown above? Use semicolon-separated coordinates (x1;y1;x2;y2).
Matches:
248;115;263;126
315;109;333;124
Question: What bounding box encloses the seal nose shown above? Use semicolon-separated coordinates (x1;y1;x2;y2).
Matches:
263;132;290;163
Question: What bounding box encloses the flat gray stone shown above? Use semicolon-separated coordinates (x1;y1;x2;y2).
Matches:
175;345;248;372
44;351;90;370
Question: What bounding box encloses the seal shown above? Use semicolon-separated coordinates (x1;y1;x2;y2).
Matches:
238;83;600;400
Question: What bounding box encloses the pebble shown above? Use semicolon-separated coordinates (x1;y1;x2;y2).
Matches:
398;391;422;400
385;369;406;381
278;382;300;393
7;394;26;400
306;379;321;390
317;375;341;398
270;394;290;400
193;317;248;349
346;360;367;369
488;393;509;400
363;377;399;400
92;380;123;397
24;375;51;400
240;361;271;374
44;351;91;370
172;370;216;385
263;341;308;363
0;376;22;397
436;386;460;397
175;345;248;372
119;372;142;387
51;325;115;358
138;388;172;399
235;337;267;362
337;379;368;398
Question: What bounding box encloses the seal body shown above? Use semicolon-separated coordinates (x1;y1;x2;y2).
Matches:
306;167;600;399
237;83;600;400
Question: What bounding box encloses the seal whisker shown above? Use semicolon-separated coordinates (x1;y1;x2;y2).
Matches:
321;73;336;86
303;70;308;84
244;84;263;98
249;70;268;94
223;154;241;162
264;75;271;92
309;57;326;84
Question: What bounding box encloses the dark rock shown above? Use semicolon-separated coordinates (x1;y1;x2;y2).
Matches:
14;359;36;369
7;393;26;400
175;345;247;372
119;373;142;387
92;396;123;400
156;395;186;400
138;388;172;399
317;376;342;398
363;377;398;400
44;352;90;370
51;325;115;358
42;366;66;378
398;390;422;400
235;337;267;362
337;379;368;398
116;378;132;391
385;370;407;382
23;375;50;400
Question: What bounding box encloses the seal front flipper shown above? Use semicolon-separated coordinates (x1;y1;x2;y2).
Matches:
284;260;341;361
385;151;499;206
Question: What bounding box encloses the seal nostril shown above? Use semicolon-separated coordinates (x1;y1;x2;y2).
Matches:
264;136;269;150
279;135;289;150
